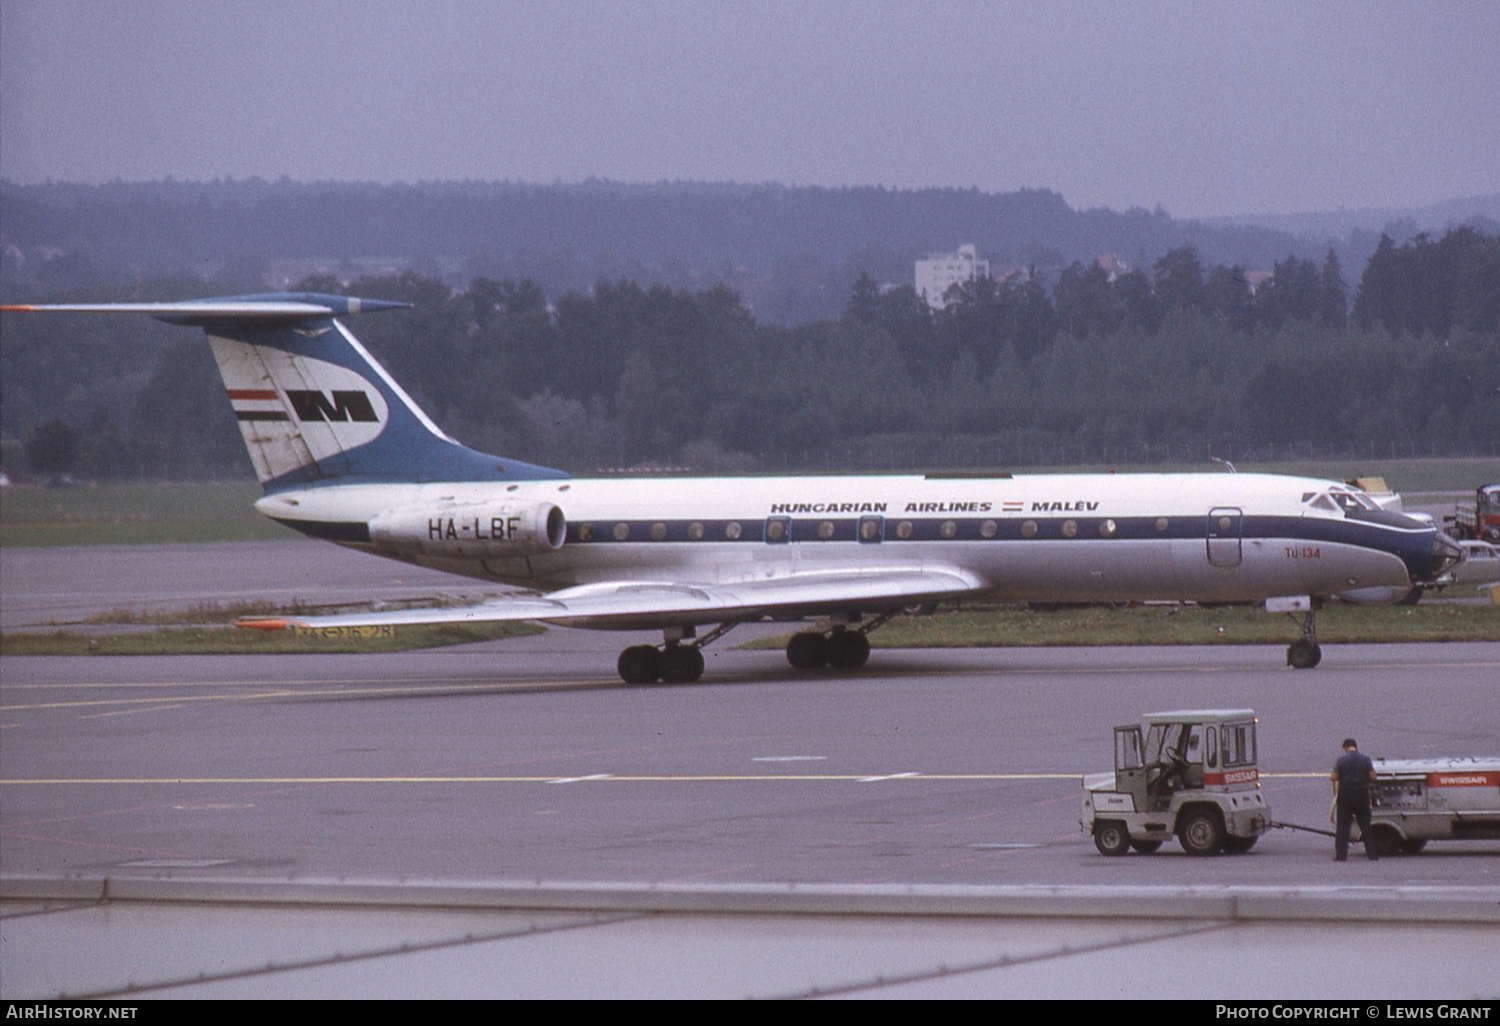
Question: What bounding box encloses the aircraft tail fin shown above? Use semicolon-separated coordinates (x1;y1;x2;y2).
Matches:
2;293;568;489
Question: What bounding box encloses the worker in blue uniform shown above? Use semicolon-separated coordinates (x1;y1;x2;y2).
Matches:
1331;738;1380;861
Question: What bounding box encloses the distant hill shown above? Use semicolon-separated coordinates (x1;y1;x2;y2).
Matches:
1196;193;1500;241
2;178;1489;324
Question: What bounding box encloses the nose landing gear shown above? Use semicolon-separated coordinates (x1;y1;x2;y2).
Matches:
1284;603;1322;669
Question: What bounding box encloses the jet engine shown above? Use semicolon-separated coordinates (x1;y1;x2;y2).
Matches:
368;501;566;558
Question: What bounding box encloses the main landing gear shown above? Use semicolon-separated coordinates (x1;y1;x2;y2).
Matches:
1284;603;1322;669
616;622;740;685
614;611;899;685
618;642;704;684
785;611;899;671
786;626;869;669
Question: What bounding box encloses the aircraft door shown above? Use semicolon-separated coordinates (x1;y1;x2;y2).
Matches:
1206;507;1243;567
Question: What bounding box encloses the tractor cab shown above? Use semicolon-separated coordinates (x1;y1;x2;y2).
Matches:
1084;709;1268;856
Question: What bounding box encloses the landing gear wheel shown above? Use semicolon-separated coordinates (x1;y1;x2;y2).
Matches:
786;632;829;670
659;645;705;683
1222;835;1258;854
1093;821;1131;856
1400;837;1428;854
1129;839;1163;854
1286;639;1322;669
617;644;662;684
826;630;871;669
1179;810;1226;856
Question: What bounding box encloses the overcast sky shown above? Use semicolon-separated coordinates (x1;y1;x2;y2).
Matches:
2;0;1496;219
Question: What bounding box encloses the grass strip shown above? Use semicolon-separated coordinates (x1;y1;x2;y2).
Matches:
743;602;1500;650
1;620;542;656
0;482;291;547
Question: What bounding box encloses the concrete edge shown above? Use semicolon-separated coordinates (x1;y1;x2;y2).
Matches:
4;875;1499;924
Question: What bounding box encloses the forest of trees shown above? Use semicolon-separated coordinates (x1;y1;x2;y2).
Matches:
4;226;1497;481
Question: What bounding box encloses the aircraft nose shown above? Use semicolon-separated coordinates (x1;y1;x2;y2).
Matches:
1420;532;1464;583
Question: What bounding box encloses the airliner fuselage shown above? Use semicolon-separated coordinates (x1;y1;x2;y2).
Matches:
259;471;1438;612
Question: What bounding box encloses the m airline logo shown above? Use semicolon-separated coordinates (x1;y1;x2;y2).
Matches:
228;389;380;424
216;348;390;464
288;389;379;423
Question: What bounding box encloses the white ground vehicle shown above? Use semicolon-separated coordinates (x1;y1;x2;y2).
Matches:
1082;709;1271;856
1451;540;1500;589
1364;757;1500;854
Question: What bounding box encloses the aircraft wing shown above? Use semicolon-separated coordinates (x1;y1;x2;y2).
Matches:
241;566;986;633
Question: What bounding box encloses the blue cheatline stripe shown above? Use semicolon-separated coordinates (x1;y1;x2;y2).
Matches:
556;513;1429;570
270;512;1430;576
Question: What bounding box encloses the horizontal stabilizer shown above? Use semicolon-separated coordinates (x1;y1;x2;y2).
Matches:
1;295;411;326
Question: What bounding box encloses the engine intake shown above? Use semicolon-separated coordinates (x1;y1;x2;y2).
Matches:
369;501;566;558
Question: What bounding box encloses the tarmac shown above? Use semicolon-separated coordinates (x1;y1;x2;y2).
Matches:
2;540;1497;999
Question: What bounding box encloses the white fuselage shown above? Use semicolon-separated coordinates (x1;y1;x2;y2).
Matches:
257;471;1425;609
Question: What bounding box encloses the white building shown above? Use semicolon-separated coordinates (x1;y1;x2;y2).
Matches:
915;244;989;309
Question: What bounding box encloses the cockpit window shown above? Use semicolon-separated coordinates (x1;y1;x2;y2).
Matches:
1307;490;1378;514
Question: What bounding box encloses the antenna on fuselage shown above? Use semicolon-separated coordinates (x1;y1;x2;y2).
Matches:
1211;457;1237;473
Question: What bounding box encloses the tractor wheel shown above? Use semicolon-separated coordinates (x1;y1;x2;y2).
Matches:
1092;821;1131;856
1178;809;1226;856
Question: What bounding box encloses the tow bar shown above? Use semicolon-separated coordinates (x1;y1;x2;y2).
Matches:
1270;820;1336;838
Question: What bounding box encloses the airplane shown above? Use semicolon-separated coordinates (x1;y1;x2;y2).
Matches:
3;292;1463;681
